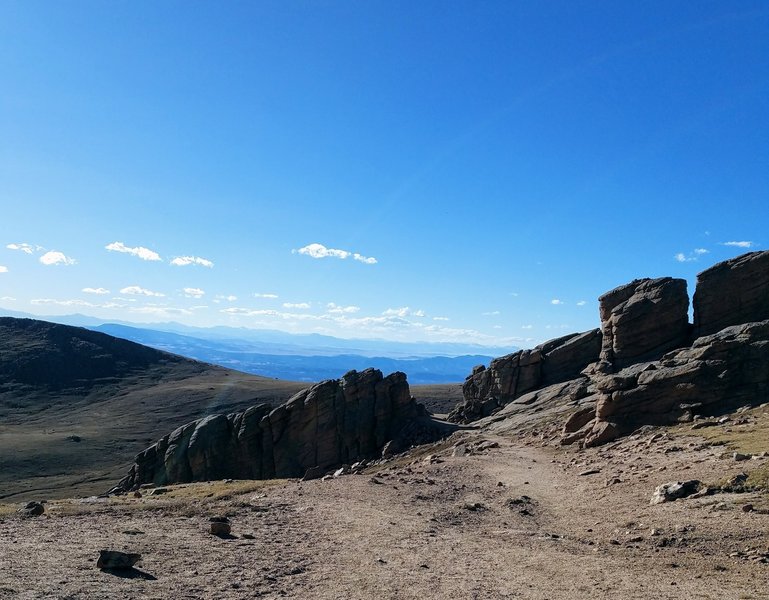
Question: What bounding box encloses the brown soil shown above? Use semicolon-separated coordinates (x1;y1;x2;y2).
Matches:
3;417;769;599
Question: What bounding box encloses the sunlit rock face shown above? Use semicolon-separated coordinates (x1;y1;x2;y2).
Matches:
693;250;769;338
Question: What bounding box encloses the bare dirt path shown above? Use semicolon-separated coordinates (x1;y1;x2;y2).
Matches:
2;428;768;599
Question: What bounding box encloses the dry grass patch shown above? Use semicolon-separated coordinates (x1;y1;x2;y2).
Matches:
2;479;287;519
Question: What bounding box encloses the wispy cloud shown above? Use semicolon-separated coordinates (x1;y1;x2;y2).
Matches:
521;324;533;329
0;266;8;273
327;302;360;314
31;298;96;307
254;293;279;299
551;299;563;305
293;243;377;265
6;243;37;254
382;306;425;318
106;241;161;261
722;241;755;248
675;246;711;262
481;310;500;316
183;287;205;298
1;296;15;300
576;300;586;306
120;285;165;297
214;294;238;303
39;251;75;266
432;316;449;321
283;302;311;309
82;287;110;295
170;255;214;268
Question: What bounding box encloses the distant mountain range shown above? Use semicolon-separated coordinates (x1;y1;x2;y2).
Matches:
0;309;515;383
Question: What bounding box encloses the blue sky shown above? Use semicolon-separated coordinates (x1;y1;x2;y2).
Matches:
1;1;767;346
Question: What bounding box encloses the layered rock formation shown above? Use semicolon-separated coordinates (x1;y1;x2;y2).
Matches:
693;251;769;338
597;277;690;371
117;368;422;490
564;320;769;447
453;250;769;447
448;329;601;423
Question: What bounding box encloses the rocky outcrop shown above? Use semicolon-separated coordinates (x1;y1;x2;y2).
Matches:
693;250;769;338
598;277;690;371
448;329;601;423
563;320;769;447
117;368;423;490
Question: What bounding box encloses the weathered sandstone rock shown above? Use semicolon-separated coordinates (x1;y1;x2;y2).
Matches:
693;250;769;338
448;330;601;423
598;277;690;370
117;369;422;490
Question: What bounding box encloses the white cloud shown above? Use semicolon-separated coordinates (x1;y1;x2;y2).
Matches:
383;306;426;318
6;243;36;254
521;324;533;329
82;287;110;295
1;295;15;300
576;300;586;306
482;310;500;316
0;265;7;273
120;285;165;297
293;243;377;265
254;293;279;299
327;302;360;314
432;316;449;321
551;299;563;305
214;294;237;302
183;287;205;298
493;325;502;329
509;292;519;297
106;241;161;261
170;255;214;268
352;253;377;265
283;302;311;309
39;251;75;266
722;241;755;248
694;248;709;255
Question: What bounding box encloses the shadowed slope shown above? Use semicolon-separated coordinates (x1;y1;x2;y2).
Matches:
0;318;307;501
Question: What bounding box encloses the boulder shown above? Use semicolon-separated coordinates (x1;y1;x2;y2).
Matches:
693;250;769;338
97;550;142;570
116;369;422;490
650;480;701;504
448;329;601;423
598;277;690;370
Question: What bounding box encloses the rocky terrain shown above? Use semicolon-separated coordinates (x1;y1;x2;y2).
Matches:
2;409;769;599
451;251;769;450
2;251;769;598
116;368;434;491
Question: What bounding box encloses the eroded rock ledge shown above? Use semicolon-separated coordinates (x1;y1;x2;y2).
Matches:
452;250;769;447
117;368;423;490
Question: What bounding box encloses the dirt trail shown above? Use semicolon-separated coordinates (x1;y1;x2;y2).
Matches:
2;428;768;599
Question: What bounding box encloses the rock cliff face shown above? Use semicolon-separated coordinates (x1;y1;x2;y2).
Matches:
598;277;690;371
564;320;769;447
693;251;769;338
559;249;769;447
117;368;421;490
453;250;769;447
448;329;601;423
